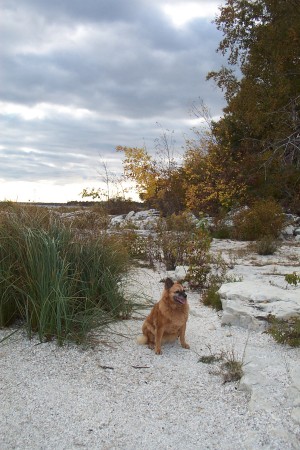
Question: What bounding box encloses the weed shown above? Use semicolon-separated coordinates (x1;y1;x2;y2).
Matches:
198;354;222;364
285;272;300;286
198;346;245;383
220;350;244;383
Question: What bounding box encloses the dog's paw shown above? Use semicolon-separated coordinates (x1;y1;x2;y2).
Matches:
155;348;162;355
182;343;190;349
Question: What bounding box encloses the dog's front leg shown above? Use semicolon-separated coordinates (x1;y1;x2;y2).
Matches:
154;326;164;355
179;324;190;349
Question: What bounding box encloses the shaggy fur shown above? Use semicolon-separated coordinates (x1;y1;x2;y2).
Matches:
137;278;190;355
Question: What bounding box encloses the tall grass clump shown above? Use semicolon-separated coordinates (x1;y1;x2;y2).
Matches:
0;206;131;344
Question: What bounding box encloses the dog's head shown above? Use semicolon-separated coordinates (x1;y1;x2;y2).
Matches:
164;277;187;305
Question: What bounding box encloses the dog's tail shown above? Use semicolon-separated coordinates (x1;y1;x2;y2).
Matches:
136;334;148;345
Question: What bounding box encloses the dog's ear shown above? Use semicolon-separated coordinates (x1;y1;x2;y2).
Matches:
164;277;174;290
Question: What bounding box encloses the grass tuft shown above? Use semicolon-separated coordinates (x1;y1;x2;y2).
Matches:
0;206;132;345
252;236;279;255
198;345;245;383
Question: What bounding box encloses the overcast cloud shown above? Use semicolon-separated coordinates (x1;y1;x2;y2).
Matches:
0;0;225;202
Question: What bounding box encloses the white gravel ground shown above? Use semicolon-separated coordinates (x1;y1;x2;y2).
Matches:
1;266;300;450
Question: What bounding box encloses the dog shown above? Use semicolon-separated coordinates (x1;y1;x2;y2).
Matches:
137;277;190;355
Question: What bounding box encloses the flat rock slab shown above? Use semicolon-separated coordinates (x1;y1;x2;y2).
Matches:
219;281;300;330
240;343;300;429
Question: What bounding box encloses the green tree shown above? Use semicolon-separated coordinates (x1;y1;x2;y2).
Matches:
207;0;300;211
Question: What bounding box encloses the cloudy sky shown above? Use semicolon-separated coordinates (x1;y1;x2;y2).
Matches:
1;0;226;203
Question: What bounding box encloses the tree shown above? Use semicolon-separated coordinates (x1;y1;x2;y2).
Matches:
183;126;246;215
207;0;300;211
117;129;186;214
116;146;158;202
81;157;129;202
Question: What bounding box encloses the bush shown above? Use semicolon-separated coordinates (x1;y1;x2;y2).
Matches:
253;236;279;255
119;211;213;287
69;208;110;232
211;211;233;239
202;284;223;310
267;315;300;347
0;207;132;344
212;225;232;240
155;212;212;272
118;231;160;268
201;253;242;309
233;199;284;241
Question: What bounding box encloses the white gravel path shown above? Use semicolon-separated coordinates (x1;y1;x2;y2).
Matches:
1;267;300;450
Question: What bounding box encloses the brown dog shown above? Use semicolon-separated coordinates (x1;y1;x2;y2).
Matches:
137;278;190;354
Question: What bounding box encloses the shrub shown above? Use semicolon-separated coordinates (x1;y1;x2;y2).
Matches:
182;231;212;289
233;199;284;241
70;208;110;232
212;225;232;240
155;212;194;270
119;211;213;287
202;284;223;310
154;212;212;271
211;211;233;239
0;207;132;344
253;236;279;255
267;315;300;347
116;230;160;268
220;355;244;383
200;253;241;308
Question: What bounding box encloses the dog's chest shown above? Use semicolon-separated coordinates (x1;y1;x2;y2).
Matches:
159;303;188;328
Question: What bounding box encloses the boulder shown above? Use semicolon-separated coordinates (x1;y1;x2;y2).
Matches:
125;210;135;220
173;265;189;281
294;227;300;236
109;209;160;230
109;214;126;227
281;224;295;237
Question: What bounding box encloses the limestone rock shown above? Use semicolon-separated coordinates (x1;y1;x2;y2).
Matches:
219;281;300;330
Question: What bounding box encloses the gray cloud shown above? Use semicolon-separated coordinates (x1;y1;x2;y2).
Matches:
0;0;225;201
